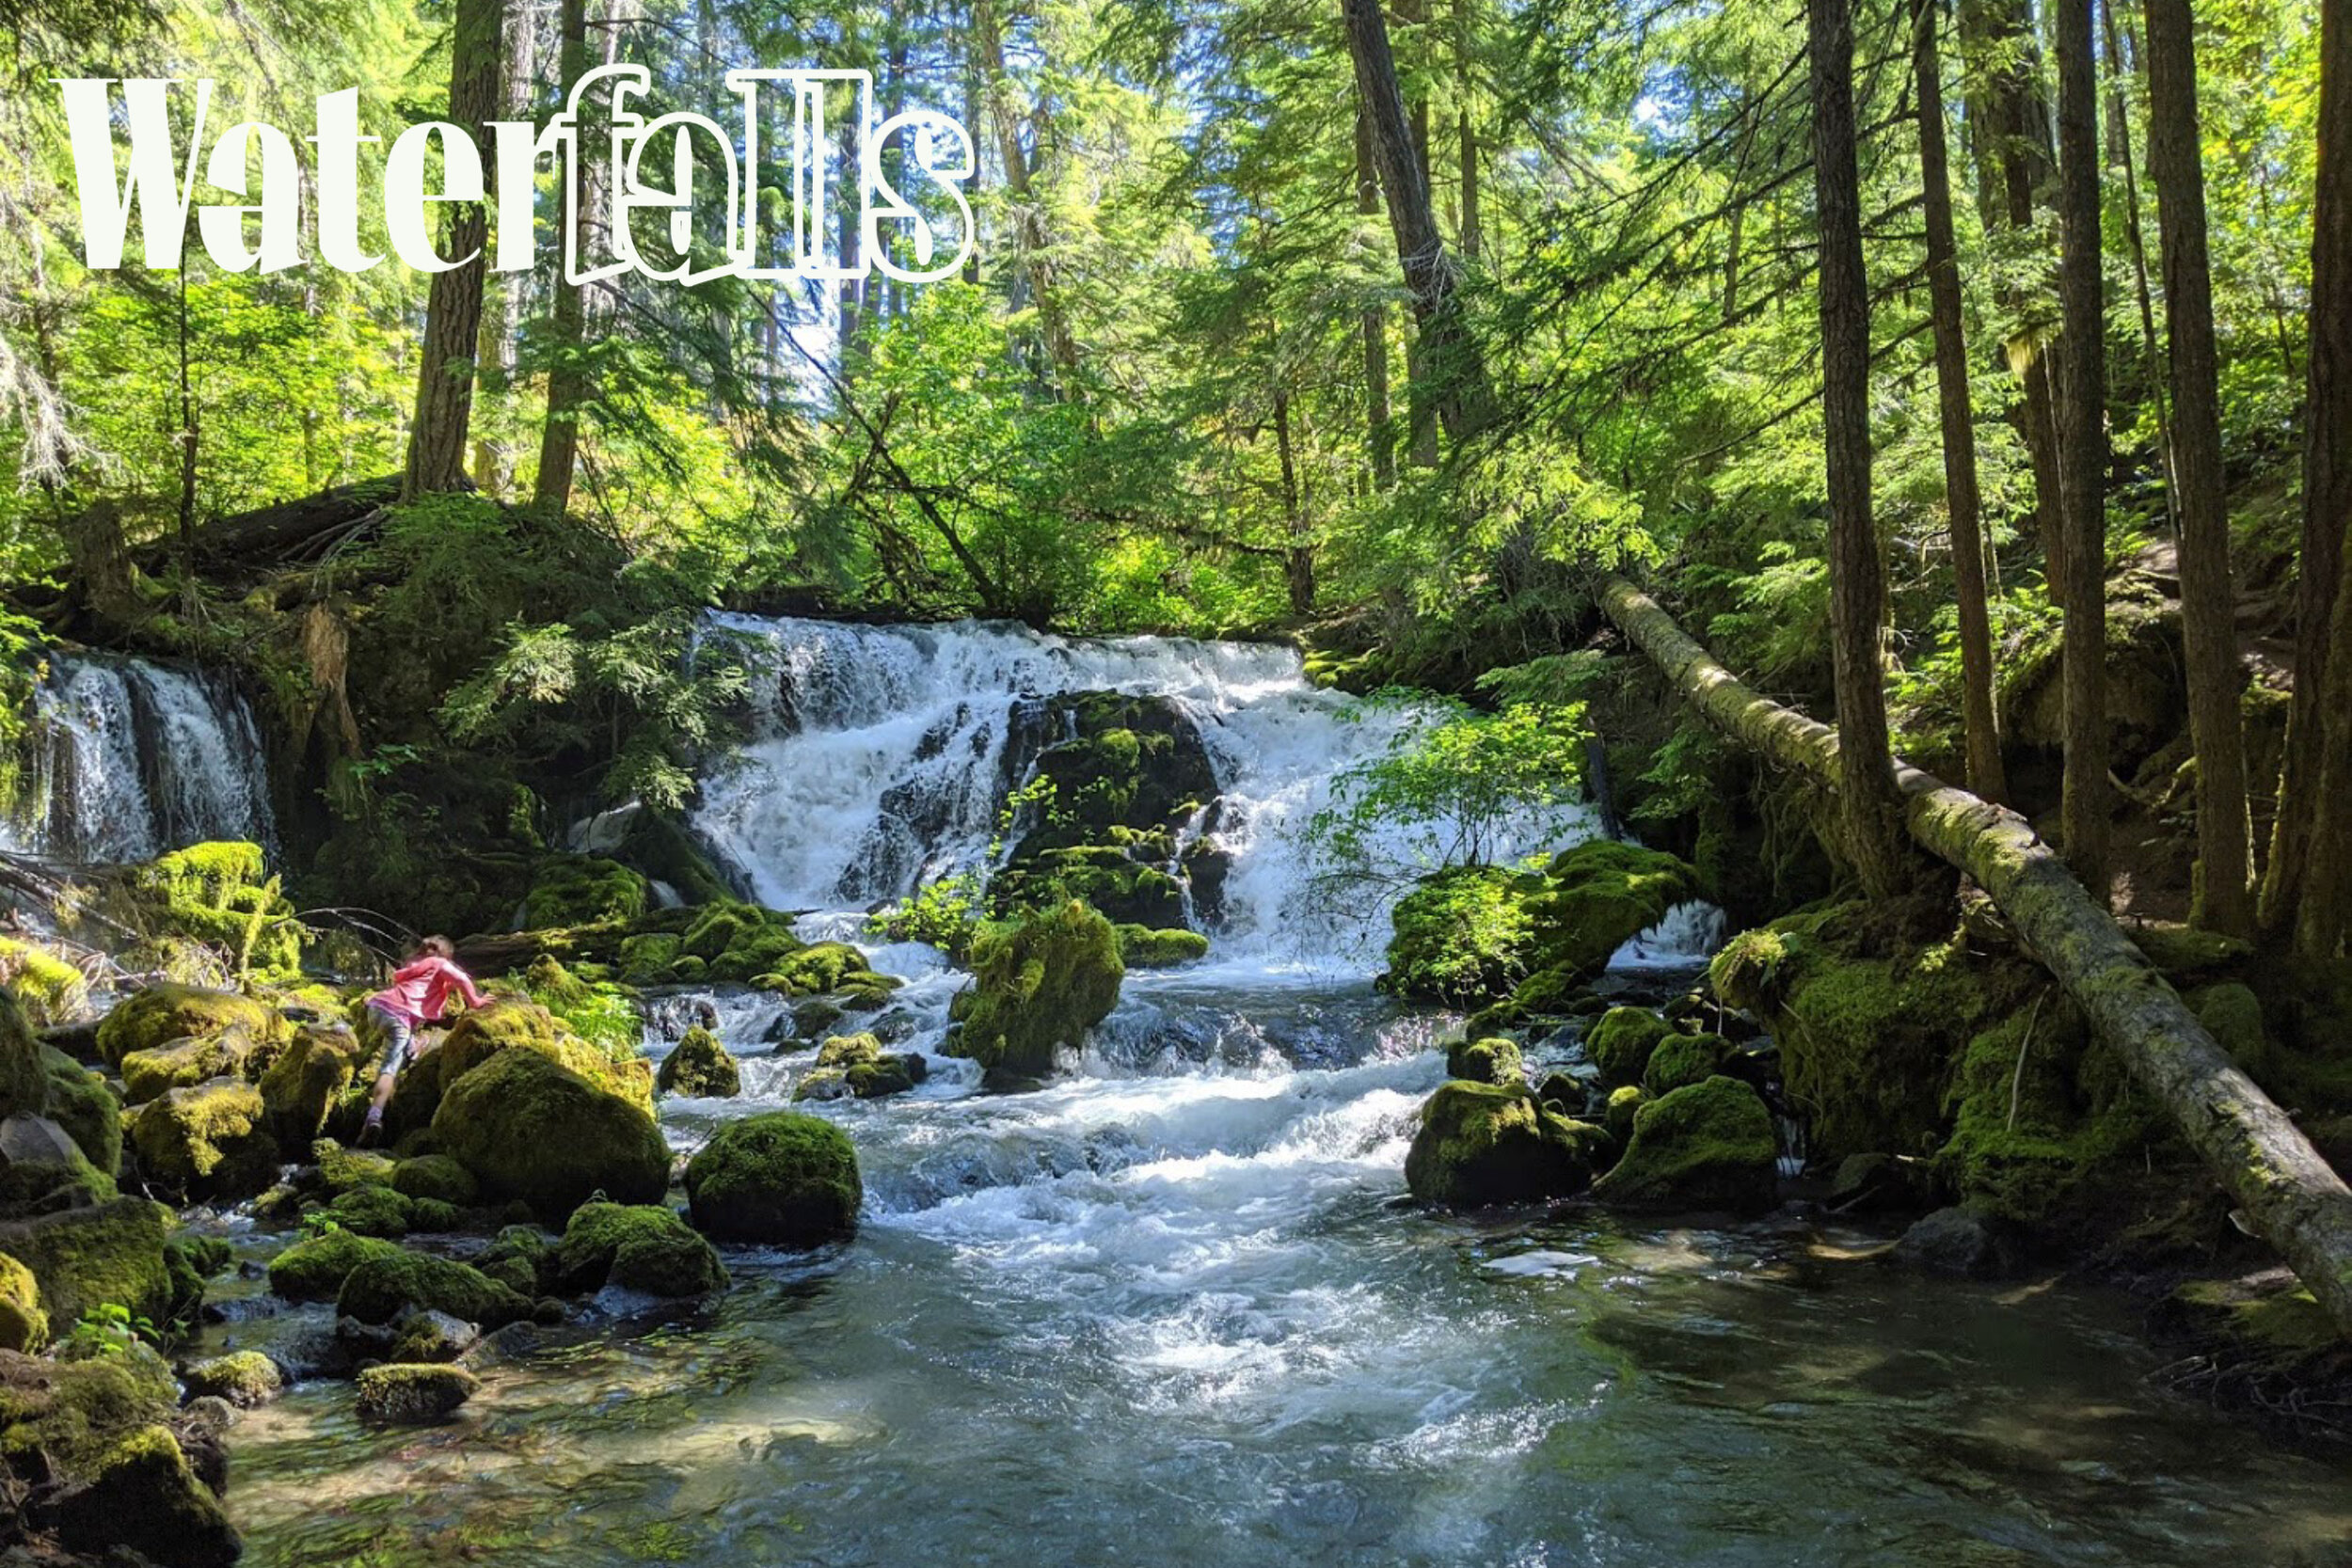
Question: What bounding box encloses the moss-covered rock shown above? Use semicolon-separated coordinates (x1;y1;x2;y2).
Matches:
516;955;644;1059
1603;1085;1646;1147
255;1024;371;1147
312;1136;397;1194
355;1362;479;1424
1403;1081;1609;1207
318;1182;412;1238
119;1018;280;1105
128;1079;277;1200
684;1112;861;1246
337;1249;532;1327
119;840;303;984
1591;1076;1777;1212
794;1032;926;1102
472;1226;549;1297
40;1047;121;1179
95;983;285;1071
0;1113;114;1210
0;1196;176;1335
1443;1037;1524;1086
2187;982;2267;1077
180;1350;281;1408
429;1000;654;1119
618;932;684;982
266;1227;404;1302
1383;864;1538;1006
1584;1007;1672;1089
0;1253;46;1352
0;939;88;1026
946;900;1124;1084
432;1047;670;1221
1115;925;1211;968
549;1201;726;1296
51;1421;240;1567
522;854;651;929
1642;1032;1736;1097
392;1153;478;1206
655;1026;740;1098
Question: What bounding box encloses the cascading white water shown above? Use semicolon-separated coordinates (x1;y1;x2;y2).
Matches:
1609;898;1731;970
2;653;277;864
691;616;1598;972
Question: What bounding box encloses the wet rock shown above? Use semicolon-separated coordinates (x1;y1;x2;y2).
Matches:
389;1308;479;1363
794;1032;926;1101
49;1422;240;1567
1829;1152;1932;1216
1404;1081;1609;1207
1590;1076;1776;1213
355;1362;479;1424
1583;1007;1671;1090
336;1249;532;1327
1444;1037;1524;1087
685;1112;861;1246
128;1077;279;1200
180;1350;282;1408
0;1196;178;1326
655;1025;740;1098
1891;1207;2014;1278
945;900;1123;1084
432;1046;670;1222
1642;1032;1735;1097
549;1201;726;1296
267;1227;405;1302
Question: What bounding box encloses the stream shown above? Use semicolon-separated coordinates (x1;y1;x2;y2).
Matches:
167;620;2350;1564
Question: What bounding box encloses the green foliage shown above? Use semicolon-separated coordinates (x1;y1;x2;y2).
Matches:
1313;699;1589;879
62;1303;153;1359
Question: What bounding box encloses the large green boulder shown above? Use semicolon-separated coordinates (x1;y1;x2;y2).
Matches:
119;839;303;983
1643;1032;1737;1097
1584;1007;1673;1089
52;1422;240;1568
0;1253;46;1352
95;983;284;1071
655;1026;740;1098
522;854;651;929
0;990;51;1123
549;1201;726;1296
0;1196;177;1326
1403;1081;1610;1207
267;1227;404;1302
794;1032;926;1102
40;1047;121;1179
336;1249;532;1327
128;1078;278;1200
1443;1037;1524;1086
432;1047;669;1221
1591;1076;1778;1213
356;1362;479;1424
684;1112;861;1246
257;1025;373;1147
431;1000;655;1117
946;900;1124;1084
0;940;89;1025
392;1153;479;1206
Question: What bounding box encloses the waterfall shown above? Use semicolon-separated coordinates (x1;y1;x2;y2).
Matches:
1609;899;1730;970
3;653;277;865
691;616;1598;972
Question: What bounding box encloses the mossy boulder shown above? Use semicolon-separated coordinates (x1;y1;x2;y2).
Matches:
180;1350;282;1408
0;1114;114;1210
1403;1081;1610;1207
794;1032;926;1101
0;1196;176;1334
1603;1085;1646;1147
0;1253;46;1352
256;1025;372;1146
1383;864;1539;1006
266;1227;405;1302
618;932;684;982
355;1362;479;1424
430;1000;654;1118
40;1047;121;1179
1584;1007;1673;1089
0;940;88;1026
317;1183;412;1238
2187;982;2267;1077
119;840;303;984
1115;925;1211;968
119;1020;278;1105
473;1226;550;1297
946;900;1124;1084
656;1026;740;1098
549;1202;726;1296
522;854;651;929
1525;840;1703;987
1591;1076;1777;1212
0;990;46;1146
684;1112;861;1246
95;983;284;1071
51;1421;240;1568
432;1047;670;1221
1443;1037;1524;1086
391;1153;478;1207
1643;1032;1736;1097
312;1136;397;1194
128;1079;277;1200
337;1249;532;1327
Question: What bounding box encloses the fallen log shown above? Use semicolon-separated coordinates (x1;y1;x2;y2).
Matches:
1599;574;2352;1339
128;474;408;575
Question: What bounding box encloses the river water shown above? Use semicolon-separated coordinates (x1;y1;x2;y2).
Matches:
200;621;2349;1564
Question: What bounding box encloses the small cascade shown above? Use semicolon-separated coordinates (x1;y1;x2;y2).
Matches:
2;653;277;865
1609;899;1730;970
691;616;1598;972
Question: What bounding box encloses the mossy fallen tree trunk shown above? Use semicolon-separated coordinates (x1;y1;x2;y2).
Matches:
1599;575;2352;1339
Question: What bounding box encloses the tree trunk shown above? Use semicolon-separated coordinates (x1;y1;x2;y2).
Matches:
1810;0;1912;897
1597;575;2352;1343
1454;0;1481;261
974;0;1080;378
473;0;535;496
1274;387;1315;615
2264;0;2352;941
2055;0;2110;895
1961;0;2068;602
404;0;504;500
2141;0;2255;936
2103;0;2175;530
1354;100;1396;490
175;264;199;613
1341;0;1497;448
1915;0;2008;804
534;0;598;514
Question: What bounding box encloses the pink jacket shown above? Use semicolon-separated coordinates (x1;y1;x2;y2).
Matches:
367;955;486;1025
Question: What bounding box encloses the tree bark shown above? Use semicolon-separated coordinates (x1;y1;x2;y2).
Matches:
2103;0;2175;531
1341;0;1497;448
1914;0;2007;804
404;0;504;500
1597;575;2352;1343
2055;0;2110;895
534;0;598;515
1960;0;2068;602
1354;100;1396;489
1274;388;1315;614
974;0;1081;379
473;0;535;496
1810;0;1912;897
2265;0;2352;942
1454;0;1481;261
2141;0;2255;936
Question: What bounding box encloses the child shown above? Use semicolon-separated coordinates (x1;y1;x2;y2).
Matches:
358;936;486;1146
